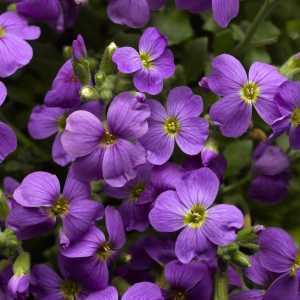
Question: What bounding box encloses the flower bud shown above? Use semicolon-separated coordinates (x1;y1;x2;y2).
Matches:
80;86;99;100
100;42;117;74
232;251;251;268
280;53;300;79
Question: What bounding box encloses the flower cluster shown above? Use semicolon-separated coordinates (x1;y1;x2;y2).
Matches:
1;1;300;300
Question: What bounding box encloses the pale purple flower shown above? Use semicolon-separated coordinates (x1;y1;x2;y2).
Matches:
61;92;150;187
149;167;244;263
7;274;30;299
207;54;286;137
0;121;17;163
140;86;209;165
122;282;163;300
113;27;175;95
0;81;7;106
0;11;40;77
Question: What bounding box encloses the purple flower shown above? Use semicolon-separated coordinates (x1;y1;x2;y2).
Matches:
44;60;82;108
176;0;239;28
107;0;166;28
230;290;265;300
7;274;30;299
28;101;103;166
104;163;155;232
9;171;102;243
272;81;300;149
0;11;40;78
61;207;125;290
12;0;79;32
112;27;175;95
0;121;17;163
0;81;7;106
140;86;209;165
248;142;290;204
207;54;286;137
122;282;164;300
72;34;87;60
61;92;150;187
253;228;300;300
149;167;244;263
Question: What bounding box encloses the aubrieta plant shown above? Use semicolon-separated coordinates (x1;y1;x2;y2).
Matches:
1;0;300;300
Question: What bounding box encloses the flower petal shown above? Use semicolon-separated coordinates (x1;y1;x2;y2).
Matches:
212;0;239;28
112;47;141;73
0;121;17;162
0;81;7;106
52;133;73;167
122;282;163;300
13;171;60;207
149;190;186;232
153;49;175;79
289;126;300;150
210;94;252;138
133;68;163;95
203;204;244;246
86;286;118;300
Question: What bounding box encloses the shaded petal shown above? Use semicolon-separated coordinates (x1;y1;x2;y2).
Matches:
147;0;166;10
176;168;220;209
257;227;296;273
210;94;252;138
0;121;17;162
63;172;90;202
86;286;118;300
254;97;281;125
108;91;150;139
61;226;105;258
112;47;141;73
203;204;244;246
62;110;103;158
122;282;163;300
264;273;298;300
272;115;291;136
133;68;163;95
212;0;239;28
147;98;168;122
207;54;247;96
164;260;205;291
102;140;146;187
275;81;300;113
149;190;186;232
175;0;211;12
230;290;265;300
107;0;150;28
175;227;212;264
13;171;60;207
176;118;209;155
289;126;300;149
167;86;204;118
105;206;126;249
52;133;73;167
63;200;103;241
139;122;174;165
139;27;167;60
28;105;65;139
0;81;7;106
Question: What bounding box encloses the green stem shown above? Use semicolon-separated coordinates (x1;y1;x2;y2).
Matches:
234;0;280;56
222;174;252;194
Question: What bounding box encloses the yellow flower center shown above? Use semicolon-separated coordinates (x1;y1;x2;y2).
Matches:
57;115;67;132
100;130;116;146
51;196;69;217
0;26;6;38
240;81;260;104
60;280;80;299
291;108;300;128
140;52;153;69
164;117;180;135
97;243;112;261
130;183;145;200
184;204;206;228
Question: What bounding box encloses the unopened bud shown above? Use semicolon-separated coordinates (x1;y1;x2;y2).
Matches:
80;86;99;100
100;42;117;75
232;251;251;268
13;252;30;276
280;53;300;79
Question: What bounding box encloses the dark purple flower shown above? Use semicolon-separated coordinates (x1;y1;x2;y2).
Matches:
107;0;166;28
86;286;118;300
230;290;265;300
44;60;81;108
61;92;150;187
104;163;155;232
207;54;286;137
28;101;103;166
149;167;244;263
72;34;87;60
272;81;300;149
251;228;300;300
113;27;175;95
0;121;17;163
0;11;40;77
248;142;290;203
60;207;125;290
9;171;102;243
11;0;79;32
176;0;239;28
140;86;209;165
